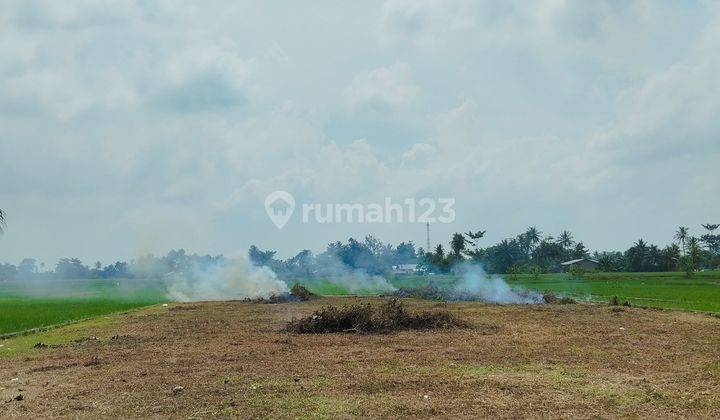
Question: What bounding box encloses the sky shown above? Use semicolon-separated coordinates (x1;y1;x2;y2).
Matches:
1;0;719;266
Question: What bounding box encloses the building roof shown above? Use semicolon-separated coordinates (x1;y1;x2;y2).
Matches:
560;258;599;266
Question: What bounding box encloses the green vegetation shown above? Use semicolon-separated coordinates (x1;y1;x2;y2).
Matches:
0;279;166;336
298;271;720;313
513;271;720;312
297;279;357;295
2;271;719;337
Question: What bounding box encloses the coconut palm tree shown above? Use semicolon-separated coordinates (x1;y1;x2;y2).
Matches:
674;226;689;255
557;230;574;249
702;224;719;233
525;226;541;247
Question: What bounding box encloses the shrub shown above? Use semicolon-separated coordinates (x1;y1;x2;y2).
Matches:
284;298;467;334
528;265;543;280
507;264;522;281
680;256;696;278
567;265;585;278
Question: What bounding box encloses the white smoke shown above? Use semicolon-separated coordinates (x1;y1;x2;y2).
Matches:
453;263;541;304
314;253;396;294
165;257;289;302
329;270;397;294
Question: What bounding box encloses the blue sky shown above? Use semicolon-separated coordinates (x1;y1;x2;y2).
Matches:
1;0;719;265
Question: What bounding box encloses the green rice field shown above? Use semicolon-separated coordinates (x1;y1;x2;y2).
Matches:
303;271;720;313
1;271;719;336
0;279;166;336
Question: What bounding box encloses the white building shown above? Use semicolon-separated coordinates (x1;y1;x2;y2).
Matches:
391;264;420;275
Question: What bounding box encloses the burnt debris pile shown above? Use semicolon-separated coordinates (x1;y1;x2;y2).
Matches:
284;298;468;334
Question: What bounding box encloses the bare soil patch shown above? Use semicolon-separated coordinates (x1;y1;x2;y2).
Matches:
1;298;719;418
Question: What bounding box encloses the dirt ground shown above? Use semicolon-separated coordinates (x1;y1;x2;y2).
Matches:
1;298;719;419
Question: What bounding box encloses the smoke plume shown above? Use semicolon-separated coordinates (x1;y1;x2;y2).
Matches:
164;257;289;302
313;254;396;294
452;263;542;304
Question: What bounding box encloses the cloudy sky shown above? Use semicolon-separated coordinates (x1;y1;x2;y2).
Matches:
1;0;719;265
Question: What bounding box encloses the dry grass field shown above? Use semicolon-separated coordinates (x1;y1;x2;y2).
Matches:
1;297;719;418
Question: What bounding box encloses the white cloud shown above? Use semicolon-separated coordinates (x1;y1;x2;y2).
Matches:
345;63;419;112
378;0;476;48
0;0;719;263
592;16;720;164
402;143;434;163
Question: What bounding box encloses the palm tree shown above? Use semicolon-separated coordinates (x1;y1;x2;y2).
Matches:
525;226;542;250
558;230;574;249
702;224;719;233
687;237;701;261
674;226;689;255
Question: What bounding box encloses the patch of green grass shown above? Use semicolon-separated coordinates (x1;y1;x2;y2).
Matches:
708;361;720;373
0;278;167;335
0;304;165;357
248;394;360;419
386;272;720;313
291;278;394;296
508;271;720;313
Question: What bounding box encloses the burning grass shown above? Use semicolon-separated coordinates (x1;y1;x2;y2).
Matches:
283;298;468;334
241;284;317;304
393;285;575;305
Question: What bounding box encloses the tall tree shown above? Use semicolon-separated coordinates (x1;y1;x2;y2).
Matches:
674;226;689;255
395;242;417;264
702;224;719;233
484;238;525;274
557;230;574;249
625;239;648;272
462;229;486;260
464;230;486;245
700;223;720;255
525;226;542;250
18;258;37;275
450;233;466;259
659;244;680;271
248;245;277;267
285;250;315;278
434;244;445;259
532;239;565;271
681;237;702;276
573;242;589;259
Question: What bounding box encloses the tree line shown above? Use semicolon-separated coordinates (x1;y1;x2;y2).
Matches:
421;224;719;275
0;224;718;281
